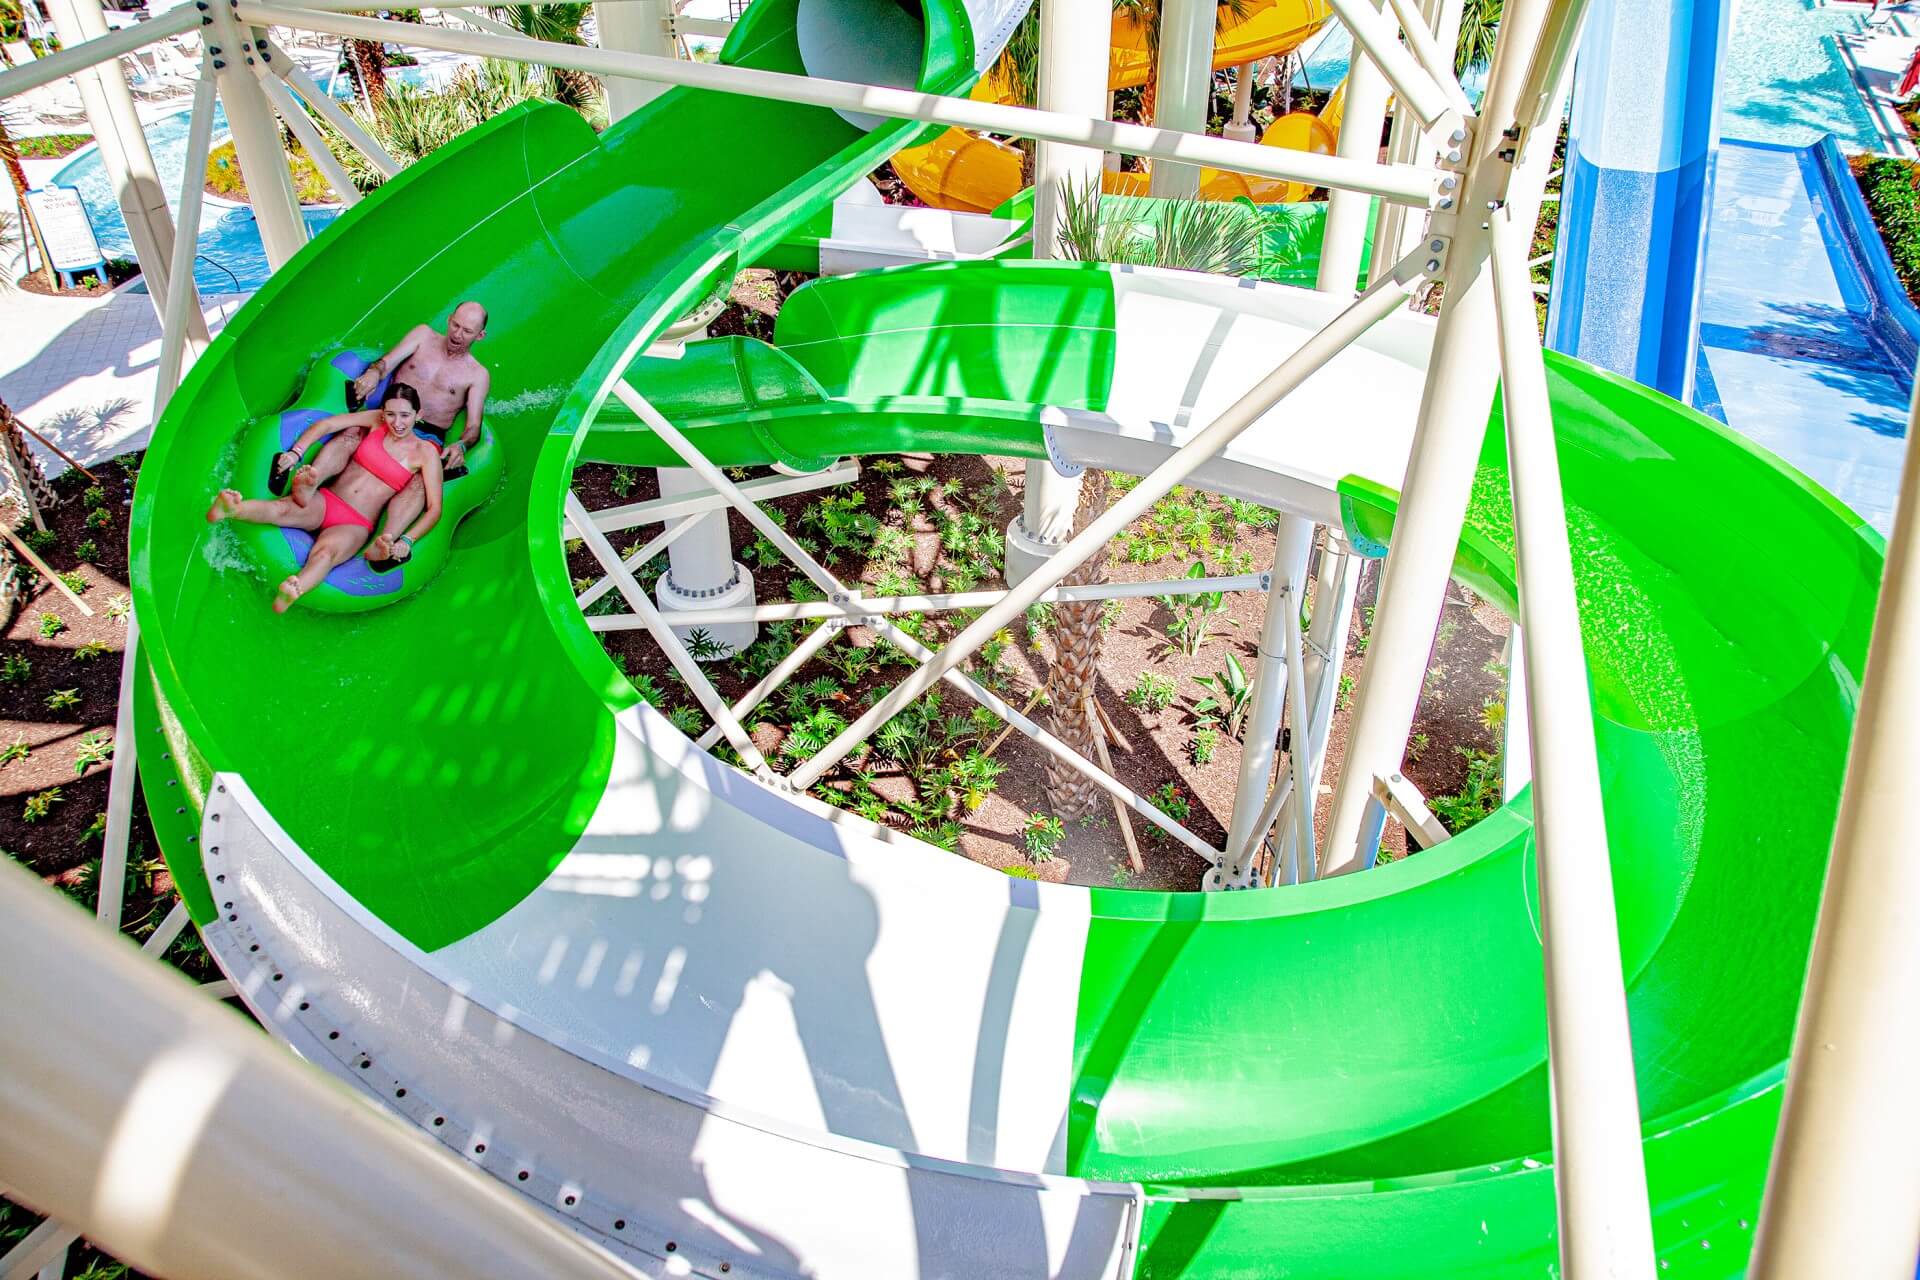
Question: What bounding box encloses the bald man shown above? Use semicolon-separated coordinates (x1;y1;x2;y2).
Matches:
275;301;492;570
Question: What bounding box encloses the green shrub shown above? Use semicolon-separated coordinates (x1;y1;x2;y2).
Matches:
1126;671;1176;713
1023;812;1066;862
38;612;65;640
1859;156;1920;301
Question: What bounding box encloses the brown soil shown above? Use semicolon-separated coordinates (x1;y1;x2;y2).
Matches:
14;257;139;298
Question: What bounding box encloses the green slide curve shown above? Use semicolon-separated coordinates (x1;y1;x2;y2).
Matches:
128;18;1881;1280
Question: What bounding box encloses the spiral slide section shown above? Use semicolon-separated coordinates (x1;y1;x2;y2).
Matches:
131;5;1881;1276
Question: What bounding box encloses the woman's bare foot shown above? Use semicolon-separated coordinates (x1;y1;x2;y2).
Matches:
366;533;394;563
273;575;304;614
206;489;242;523
289;465;319;507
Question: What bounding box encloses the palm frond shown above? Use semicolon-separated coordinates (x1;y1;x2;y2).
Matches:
1454;0;1500;74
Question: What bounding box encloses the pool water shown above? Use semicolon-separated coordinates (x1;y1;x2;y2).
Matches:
51;103;342;294
1719;0;1880;148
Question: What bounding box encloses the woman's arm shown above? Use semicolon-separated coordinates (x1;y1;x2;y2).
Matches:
390;446;445;556
285;408;380;458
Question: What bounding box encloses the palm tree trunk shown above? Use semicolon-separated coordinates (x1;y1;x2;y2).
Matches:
348;37;386;107
1044;469;1112;819
0;117;56;290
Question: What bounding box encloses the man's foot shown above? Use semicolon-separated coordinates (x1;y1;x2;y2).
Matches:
206;489;242;523
364;533;406;573
273;575;304;614
289;465;319;507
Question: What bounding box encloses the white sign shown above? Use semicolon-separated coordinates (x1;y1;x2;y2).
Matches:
24;186;104;274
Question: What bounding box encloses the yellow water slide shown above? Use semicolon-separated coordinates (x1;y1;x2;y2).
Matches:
891;0;1340;213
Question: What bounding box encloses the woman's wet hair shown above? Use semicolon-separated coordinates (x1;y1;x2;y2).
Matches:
383;382;421;413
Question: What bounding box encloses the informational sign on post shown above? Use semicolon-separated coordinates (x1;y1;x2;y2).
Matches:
23;186;105;277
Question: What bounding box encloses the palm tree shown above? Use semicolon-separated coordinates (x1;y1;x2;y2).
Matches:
493;3;600;113
0;0;21;64
0;111;53;289
346;34;387;107
1454;0;1500;75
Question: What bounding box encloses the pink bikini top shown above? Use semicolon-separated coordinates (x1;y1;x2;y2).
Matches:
354;424;413;493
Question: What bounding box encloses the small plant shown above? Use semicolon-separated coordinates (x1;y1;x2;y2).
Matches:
1;654;30;684
782;704;850;761
105;594;132;623
822;643;877;685
1479;696;1508;736
683;628;729;661
59;570;89;596
75;538;100;562
84;506;114;530
23;527;57;554
79;811;109;844
1023;812;1067;862
608;466;639;498
1126;671;1177;713
1003;863;1040;880
1429;747;1505;834
945;749;1006;811
1190;723;1220;765
1434;616;1460;653
0;737;29;766
1423;662;1448;696
1338;673;1356;711
69;640;108;663
45;688;80;713
1356;605;1376;654
1144;782;1193;841
72;730;114;775
23;787;64;822
82;484;108;509
38;612;66;640
665;705;703;735
1155;561;1230;656
1192;653;1253;739
1406;731;1431;763
629;673;665;706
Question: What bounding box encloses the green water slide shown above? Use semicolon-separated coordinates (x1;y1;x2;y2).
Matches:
127;3;1881;1273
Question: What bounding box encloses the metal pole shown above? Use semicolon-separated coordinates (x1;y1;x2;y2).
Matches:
0;3;197;99
1223;516;1314;884
256;63;363;207
594;0;671;119
0;856;640;1280
267;39;402;177
1487;210;1657;1278
1147;0;1216;198
1501;623;1532;799
1749;378;1920;1280
693;621;837;750
1317;6;1394;294
210;0;308;267
38;0;208;349
236;2;1440;205
1322;0;1464;126
1323;0;1574;872
94;616;141;931
570;459;857;536
1281;571;1318;881
589;570;1269;629
153;59;219;414
790;257;1424;791
1011;0;1109;584
564;493;770;771
651;465;758;656
1225;61;1258;143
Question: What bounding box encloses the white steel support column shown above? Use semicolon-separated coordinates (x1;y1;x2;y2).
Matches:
1010;0;1109;585
1148;0;1218;198
1303;541;1360;781
1225;60;1259;143
1220;515;1315;887
1501;623;1532;799
1323;0;1568;873
208;0;307;267
41;0;208;349
651;466;757;658
1749;380;1920;1280
1317;2;1394;294
594;0;671;120
1370;0;1466;282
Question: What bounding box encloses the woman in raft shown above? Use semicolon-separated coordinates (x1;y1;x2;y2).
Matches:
207;383;444;612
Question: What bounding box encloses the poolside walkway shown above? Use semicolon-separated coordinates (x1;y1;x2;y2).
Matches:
0;283;248;476
1696;139;1911;534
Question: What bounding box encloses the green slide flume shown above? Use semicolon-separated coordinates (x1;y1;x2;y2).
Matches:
129;10;1882;1276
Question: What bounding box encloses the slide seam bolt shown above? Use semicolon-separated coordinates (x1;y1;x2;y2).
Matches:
1429;239;1445;252
1449;128;1467;144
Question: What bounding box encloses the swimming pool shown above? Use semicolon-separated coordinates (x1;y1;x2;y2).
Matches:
1717;0;1881;148
51;104;342;293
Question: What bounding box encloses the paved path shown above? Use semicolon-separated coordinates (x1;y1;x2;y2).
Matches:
1697;139;1911;535
0;283;248;476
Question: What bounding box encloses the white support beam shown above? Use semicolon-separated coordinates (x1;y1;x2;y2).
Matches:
789;254;1424;792
210;3;308;267
154;64;219;414
593;0;671;120
1224;517;1314;885
256;66;363;207
1148;0;1218;198
95;617;143;931
1486;207;1657;1277
40;0;208;350
1371;770;1448;846
1318;0;1395;294
564;459;858;537
266;40;403;178
235;3;1441;205
1324;0;1463;127
0;855;642;1280
1750;371;1920;1280
0;2;197;99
